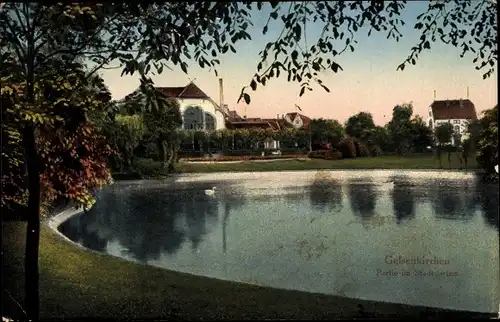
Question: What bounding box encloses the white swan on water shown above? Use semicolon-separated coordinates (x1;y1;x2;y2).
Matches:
204;187;217;196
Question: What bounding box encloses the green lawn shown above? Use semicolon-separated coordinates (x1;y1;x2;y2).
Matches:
2;221;490;320
177;154;479;173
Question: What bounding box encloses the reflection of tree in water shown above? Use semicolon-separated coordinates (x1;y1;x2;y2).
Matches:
57;210;108;252
221;194;247;254
389;176;416;224
309;178;343;212
474;181;499;230
178;192;220;251
430;179;476;221
347;179;378;218
62;183;249;263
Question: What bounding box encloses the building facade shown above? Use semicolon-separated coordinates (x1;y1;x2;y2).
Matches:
156;82;227;131
427;99;478;146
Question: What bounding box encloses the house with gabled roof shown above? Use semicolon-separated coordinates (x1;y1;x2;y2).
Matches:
427;99;478;146
155;81;228;131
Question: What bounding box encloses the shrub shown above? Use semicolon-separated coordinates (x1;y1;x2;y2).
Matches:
353;139;370;157
308;150;342;160
181;154;308;162
370;145;384;157
337;137;357;158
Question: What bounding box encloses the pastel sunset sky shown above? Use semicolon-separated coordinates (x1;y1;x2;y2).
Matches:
99;1;498;125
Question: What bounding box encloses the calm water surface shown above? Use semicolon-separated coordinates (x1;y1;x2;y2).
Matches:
58;170;499;313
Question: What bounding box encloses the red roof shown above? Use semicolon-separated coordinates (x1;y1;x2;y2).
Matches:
286;112;311;127
227;110;242;120
430;99;477;120
156;82;210;99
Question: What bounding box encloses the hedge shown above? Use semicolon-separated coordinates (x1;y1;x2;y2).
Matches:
181;154;308;162
307;150;343;160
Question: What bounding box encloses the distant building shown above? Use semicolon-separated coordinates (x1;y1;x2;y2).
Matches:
225;112;311;131
156;82;227;131
427;99;478;146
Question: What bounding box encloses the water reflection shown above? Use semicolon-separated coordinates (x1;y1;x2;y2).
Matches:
58;183;246;262
57;173;499;312
347;179;378;218
390;175;416;224
309;177;343;212
476;183;499;230
430;179;476;222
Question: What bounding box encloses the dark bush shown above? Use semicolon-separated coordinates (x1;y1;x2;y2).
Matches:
337;137;357;158
370;145;384;157
353;139;370;157
307;150;342;160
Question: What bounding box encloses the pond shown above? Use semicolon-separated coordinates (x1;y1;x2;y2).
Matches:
56;170;499;313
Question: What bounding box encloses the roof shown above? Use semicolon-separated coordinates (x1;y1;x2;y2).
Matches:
430;99;477;120
286;112;312;127
227;110;242;120
156;82;210;99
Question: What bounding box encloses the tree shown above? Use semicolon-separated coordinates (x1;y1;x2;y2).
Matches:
368;125;391;154
475;106;498;175
310;118;344;149
1;1;496;319
409;115;433;153
387;103;413;155
125;77;182;171
434;123;454;168
345;112;375;143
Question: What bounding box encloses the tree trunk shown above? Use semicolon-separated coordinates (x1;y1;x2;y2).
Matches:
447;151;452;167
22;123;41;321
157;139;168;168
437;147;442;168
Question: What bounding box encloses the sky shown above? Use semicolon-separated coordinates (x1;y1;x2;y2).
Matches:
99;1;498;126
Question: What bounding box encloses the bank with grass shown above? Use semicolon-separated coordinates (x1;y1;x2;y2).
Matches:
3;218;494;320
112;153;479;179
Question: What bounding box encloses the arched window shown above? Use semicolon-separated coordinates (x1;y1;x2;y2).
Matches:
454;125;460;134
205;113;216;131
183;106;204;130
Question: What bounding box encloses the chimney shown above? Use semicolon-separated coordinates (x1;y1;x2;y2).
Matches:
219;78;224;109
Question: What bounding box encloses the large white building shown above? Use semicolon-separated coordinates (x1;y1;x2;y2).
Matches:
155;79;229;131
427;99;478;146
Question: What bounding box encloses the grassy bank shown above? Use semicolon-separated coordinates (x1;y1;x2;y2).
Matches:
3;220;493;320
177;154;478;173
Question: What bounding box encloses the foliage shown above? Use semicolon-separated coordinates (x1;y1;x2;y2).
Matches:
1;56;115;211
337;136;357;159
387;103;414;155
409;115;434;153
310;118;344;147
369;145;384;157
353;138;370;157
239;1;496;102
181;154;308;162
474;106;498;173
345;112;376;142
369;126;392;152
113;114;146;169
435;122;454;145
308;150;343;160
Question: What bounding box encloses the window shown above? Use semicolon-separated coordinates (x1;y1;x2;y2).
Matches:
429;119;433;129
429;111;432;117
453;120;460;124
454;125;460;134
205;113;216;131
183;106;204;130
